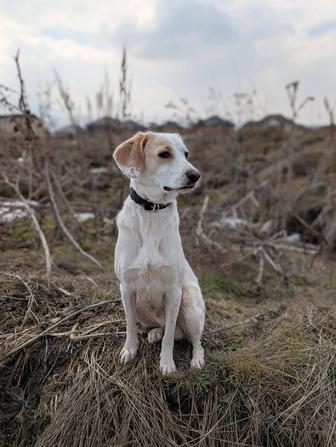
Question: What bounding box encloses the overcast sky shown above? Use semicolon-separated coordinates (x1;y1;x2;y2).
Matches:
0;0;335;127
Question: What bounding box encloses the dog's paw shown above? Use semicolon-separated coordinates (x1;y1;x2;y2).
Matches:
120;343;138;364
160;359;176;375
190;355;205;369
148;327;164;344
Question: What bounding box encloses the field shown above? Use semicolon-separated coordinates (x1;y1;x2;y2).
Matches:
0;111;336;446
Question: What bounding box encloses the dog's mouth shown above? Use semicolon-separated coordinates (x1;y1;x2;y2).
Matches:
163;184;195;192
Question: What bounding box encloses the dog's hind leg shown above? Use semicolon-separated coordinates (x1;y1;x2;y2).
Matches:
148;327;164;344
147;324;184;344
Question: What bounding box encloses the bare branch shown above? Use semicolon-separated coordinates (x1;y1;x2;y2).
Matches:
196;195;226;253
44;163;103;270
2;174;53;277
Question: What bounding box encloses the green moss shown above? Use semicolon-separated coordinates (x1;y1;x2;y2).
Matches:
228;333;247;350
167;352;226;393
81;238;112;260
327;276;336;290
40;213;57;234
227;319;314;381
90;288;117;302
4;218;35;246
290;274;312;287
186;365;221;392
201;273;251;300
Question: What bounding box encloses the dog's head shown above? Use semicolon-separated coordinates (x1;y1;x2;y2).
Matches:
113;131;200;195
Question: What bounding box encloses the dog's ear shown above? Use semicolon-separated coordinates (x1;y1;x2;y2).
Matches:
113;132;148;178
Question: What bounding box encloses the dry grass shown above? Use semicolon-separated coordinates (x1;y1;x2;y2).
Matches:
0;272;335;446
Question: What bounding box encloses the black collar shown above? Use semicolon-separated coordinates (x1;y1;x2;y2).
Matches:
129;187;171;211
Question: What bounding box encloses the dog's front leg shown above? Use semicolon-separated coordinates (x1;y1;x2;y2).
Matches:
120;284;138;364
160;286;181;374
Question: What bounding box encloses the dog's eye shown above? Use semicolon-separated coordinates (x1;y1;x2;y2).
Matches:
158;151;171;159
185;152;189;159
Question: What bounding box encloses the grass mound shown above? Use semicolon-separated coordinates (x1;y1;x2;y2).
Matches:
1;277;335;447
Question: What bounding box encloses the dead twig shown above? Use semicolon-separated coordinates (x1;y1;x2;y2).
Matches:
289;211;330;248
209;306;286;334
14;50;42;173
196;195;226;253
51;331;125;341
2;319;126;342
255;248;265;285
2;299;120;361
268;242;319;256
0;271;38;326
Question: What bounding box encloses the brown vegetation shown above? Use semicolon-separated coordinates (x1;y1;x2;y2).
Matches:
0;55;336;446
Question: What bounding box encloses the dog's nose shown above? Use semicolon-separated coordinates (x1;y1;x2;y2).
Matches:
186;170;200;184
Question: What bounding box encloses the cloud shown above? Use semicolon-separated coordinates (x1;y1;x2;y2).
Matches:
308;19;336;37
0;0;335;126
41;27;94;45
112;0;236;59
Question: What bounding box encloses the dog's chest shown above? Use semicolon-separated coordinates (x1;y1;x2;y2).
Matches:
123;240;180;309
119;205;183;287
125;235;181;286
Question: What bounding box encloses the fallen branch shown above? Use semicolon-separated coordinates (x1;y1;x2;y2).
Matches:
1;299;120;361
2;319;126;342
209;306;286;334
51;331;125;341
269;242;319;256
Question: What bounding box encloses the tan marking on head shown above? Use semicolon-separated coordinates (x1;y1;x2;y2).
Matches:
140;133;176;176
113;132;148;178
159;145;174;158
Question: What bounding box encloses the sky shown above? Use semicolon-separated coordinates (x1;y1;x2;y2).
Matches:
0;0;335;128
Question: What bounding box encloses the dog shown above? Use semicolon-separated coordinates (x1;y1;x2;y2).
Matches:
113;131;205;374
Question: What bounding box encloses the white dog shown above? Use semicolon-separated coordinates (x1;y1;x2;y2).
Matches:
113;131;205;374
